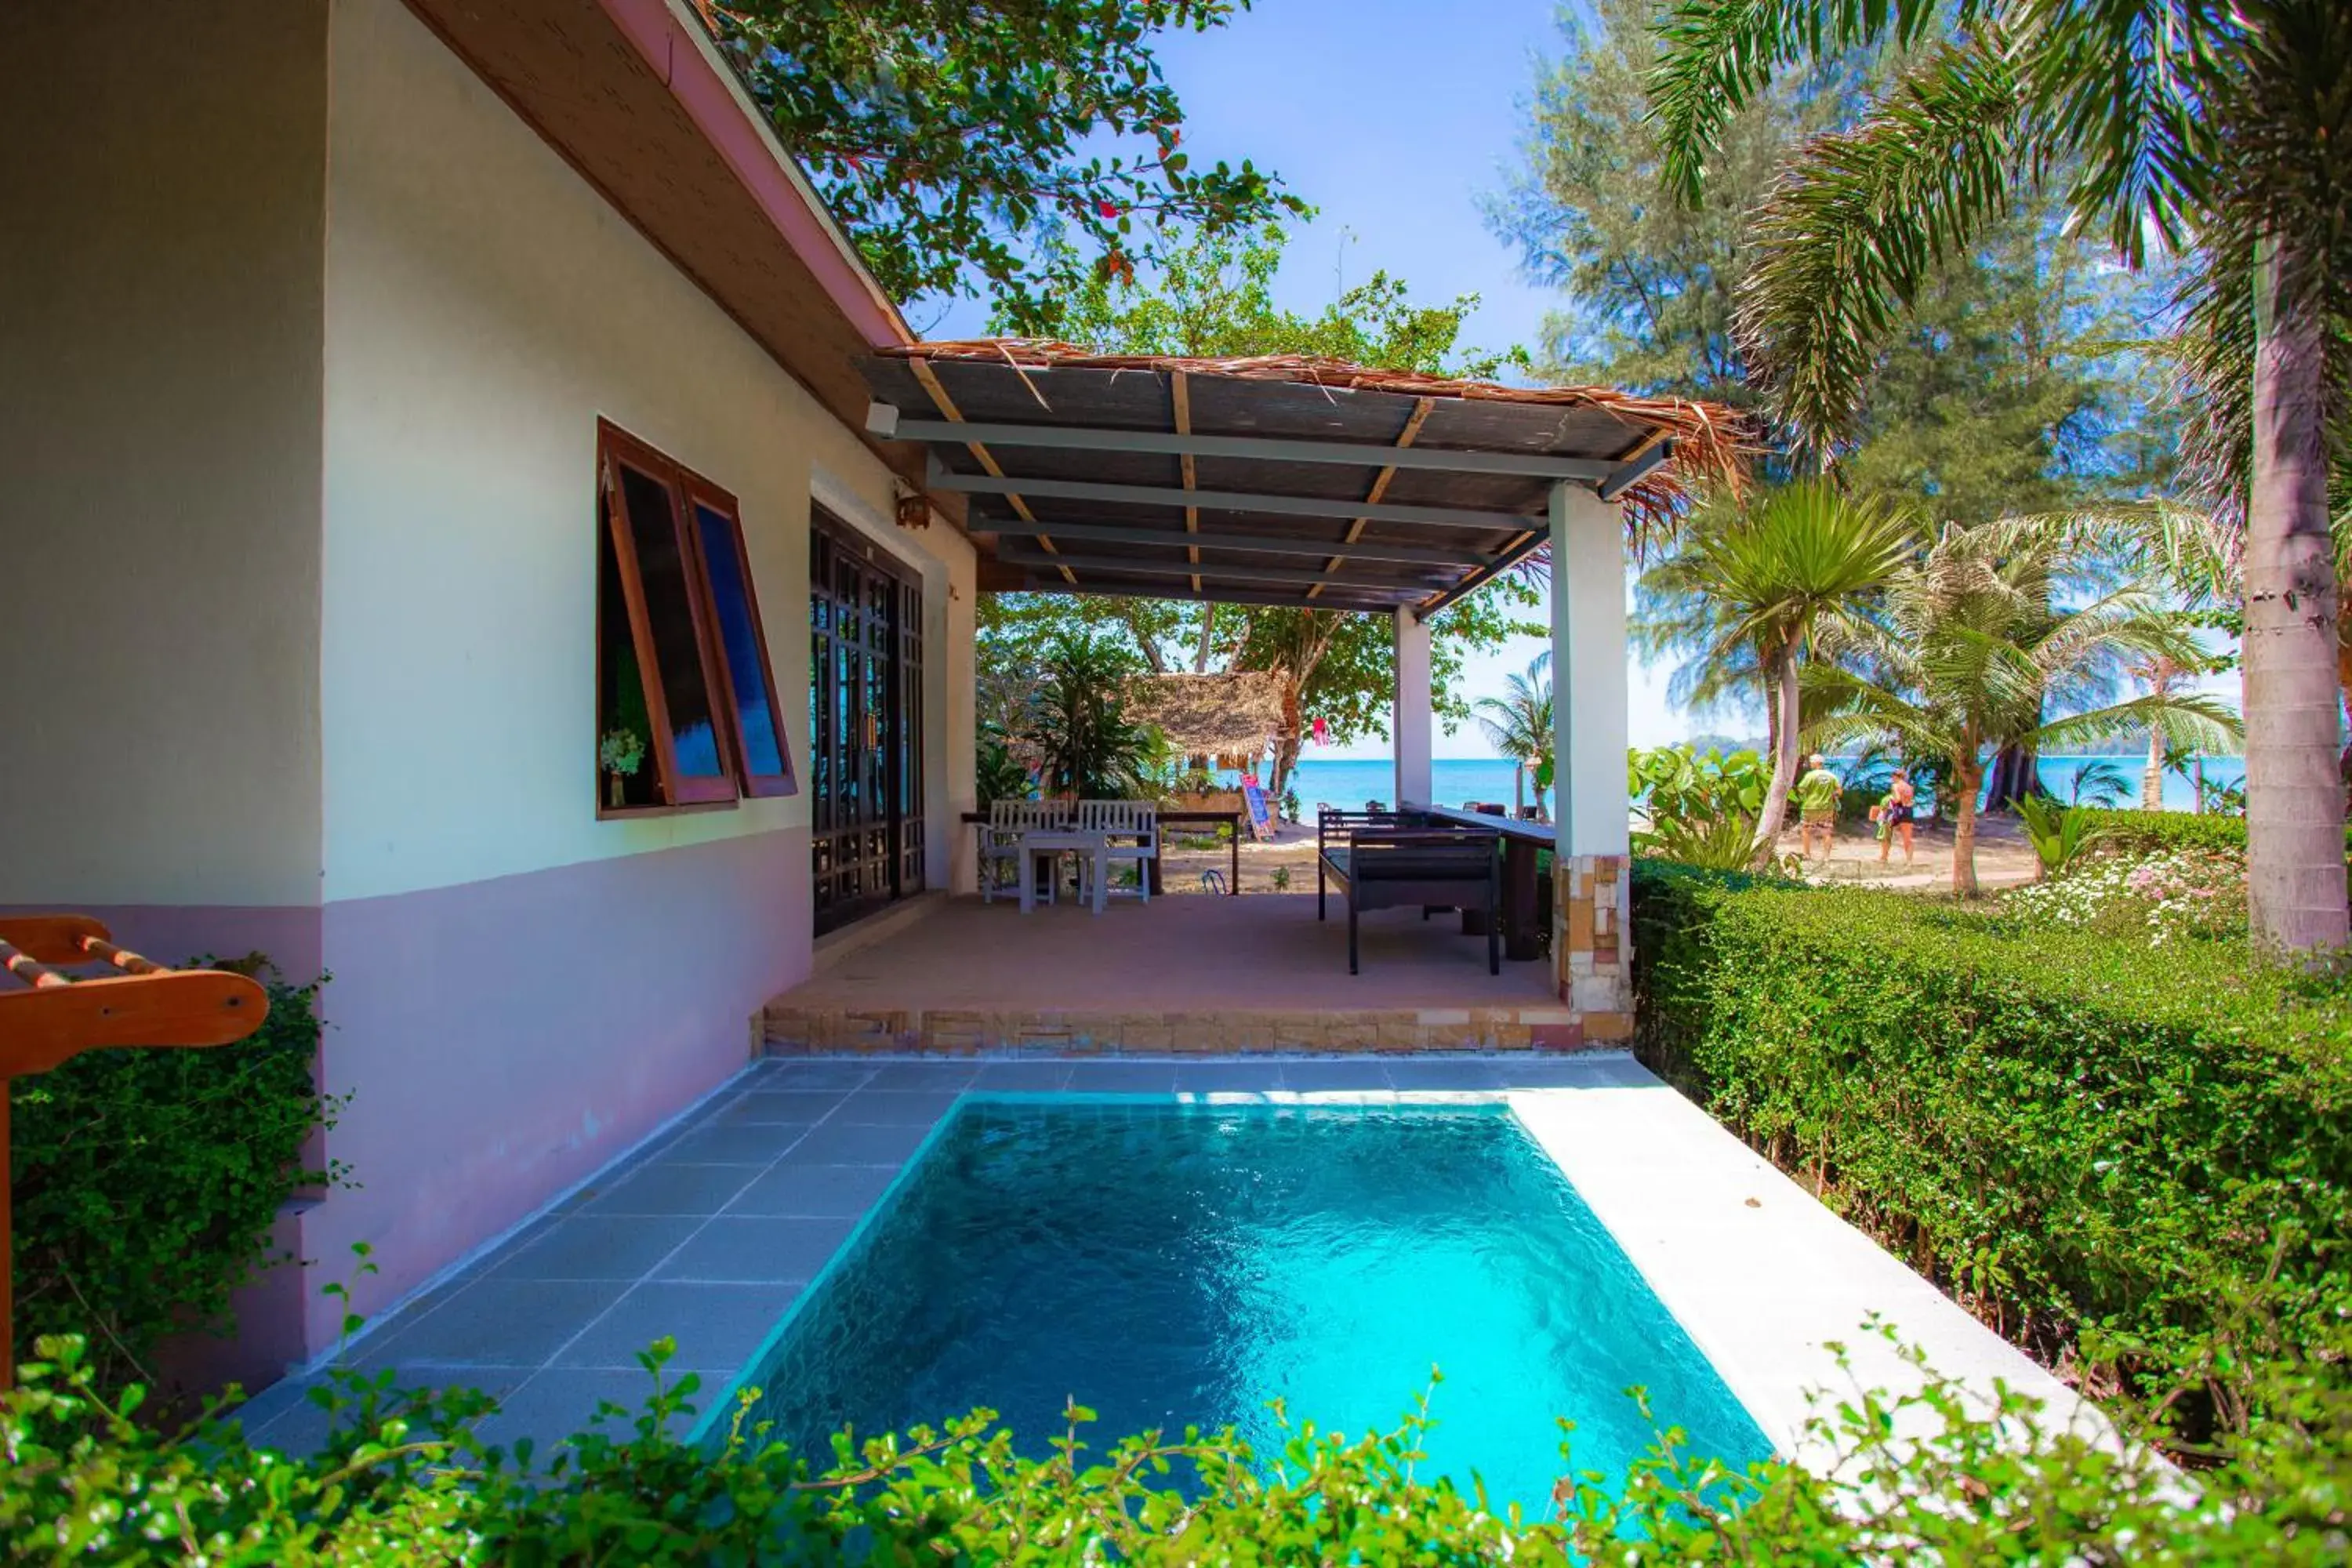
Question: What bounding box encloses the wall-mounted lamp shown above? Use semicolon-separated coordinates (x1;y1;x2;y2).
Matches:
893;481;930;531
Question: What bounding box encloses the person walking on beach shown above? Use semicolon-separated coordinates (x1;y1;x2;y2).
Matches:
1795;753;1842;860
1877;768;1917;866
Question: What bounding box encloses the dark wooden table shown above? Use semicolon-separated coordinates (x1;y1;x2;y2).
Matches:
961;809;1242;895
1420;804;1553;962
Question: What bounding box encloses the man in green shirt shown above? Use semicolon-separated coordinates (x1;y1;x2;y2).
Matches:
1794;753;1843;860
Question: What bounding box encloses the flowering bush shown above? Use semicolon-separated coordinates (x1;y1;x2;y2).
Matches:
2002;848;2245;945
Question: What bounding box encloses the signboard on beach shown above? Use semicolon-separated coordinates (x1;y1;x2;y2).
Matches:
1242;780;1276;841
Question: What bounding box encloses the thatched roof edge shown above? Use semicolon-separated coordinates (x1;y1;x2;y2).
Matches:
883;339;1755;524
1124;670;1287;760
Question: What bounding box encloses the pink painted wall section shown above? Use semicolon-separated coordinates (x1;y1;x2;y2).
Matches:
292;825;812;1354
596;0;906;349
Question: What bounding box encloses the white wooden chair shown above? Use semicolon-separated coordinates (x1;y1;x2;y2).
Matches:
1075;799;1159;903
981;800;1064;903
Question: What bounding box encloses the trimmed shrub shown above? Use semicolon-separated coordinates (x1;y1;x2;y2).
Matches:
2076;807;2352;861
5;1330;2347;1564
6;960;334;1390
1630;861;2352;1432
2074;808;2256;857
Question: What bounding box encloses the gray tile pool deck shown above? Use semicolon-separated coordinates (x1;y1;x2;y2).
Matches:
229;1053;2097;1471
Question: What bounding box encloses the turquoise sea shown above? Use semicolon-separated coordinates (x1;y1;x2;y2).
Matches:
1241;753;2245;816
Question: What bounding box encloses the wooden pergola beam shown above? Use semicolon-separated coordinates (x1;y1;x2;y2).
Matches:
1017;575;1410;611
908;358;1076;586
996;542;1451;593
1173;371;1200;592
867;404;1620;481
930;463;1542;532
976;517;1493;567
1314;397;1436;603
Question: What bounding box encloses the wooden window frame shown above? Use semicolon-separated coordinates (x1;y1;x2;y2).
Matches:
597;419;796;815
681;474;797;799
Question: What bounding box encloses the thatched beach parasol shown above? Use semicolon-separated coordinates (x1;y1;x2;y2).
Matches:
1125;670;1287;771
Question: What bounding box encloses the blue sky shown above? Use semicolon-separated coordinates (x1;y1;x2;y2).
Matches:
929;0;1728;758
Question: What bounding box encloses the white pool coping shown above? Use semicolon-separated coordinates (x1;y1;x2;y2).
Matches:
1495;1054;2110;1472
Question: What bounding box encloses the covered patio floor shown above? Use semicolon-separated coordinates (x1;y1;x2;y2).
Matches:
764;892;1589;1055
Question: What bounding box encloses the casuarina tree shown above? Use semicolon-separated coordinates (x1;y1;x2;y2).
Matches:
1648;0;2352;953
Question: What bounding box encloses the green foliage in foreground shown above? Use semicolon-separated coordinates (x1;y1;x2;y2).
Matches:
1629;861;2352;1444
7;963;333;1391
2015;796;2112;878
8;1330;2350;1565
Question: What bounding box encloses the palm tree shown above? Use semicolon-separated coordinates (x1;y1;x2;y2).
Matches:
1637;481;1919;861
2129;655;2186;810
1806;523;2243;894
1649;0;2352;951
2065;757;2132;809
1475;653;1555;818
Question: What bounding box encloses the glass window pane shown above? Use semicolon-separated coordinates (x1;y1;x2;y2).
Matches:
617;464;723;779
693;503;787;780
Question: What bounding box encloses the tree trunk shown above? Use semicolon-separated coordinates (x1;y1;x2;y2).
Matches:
1194;602;1218;673
2143;728;2165;811
1268;679;1303;804
2241;237;2348;955
1981;742;2043;812
1750;640;1801;866
1951;760;1984;896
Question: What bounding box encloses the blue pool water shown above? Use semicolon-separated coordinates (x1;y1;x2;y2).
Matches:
734;1099;1771;1518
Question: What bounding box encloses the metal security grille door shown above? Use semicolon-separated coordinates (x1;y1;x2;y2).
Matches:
810;510;924;935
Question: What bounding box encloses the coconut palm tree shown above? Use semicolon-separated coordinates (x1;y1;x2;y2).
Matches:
2128;655;2187;810
1637;480;1920;861
1648;0;2352;950
1806;522;2243;893
1474;652;1555;818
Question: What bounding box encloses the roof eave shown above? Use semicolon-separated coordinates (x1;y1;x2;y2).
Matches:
604;0;911;347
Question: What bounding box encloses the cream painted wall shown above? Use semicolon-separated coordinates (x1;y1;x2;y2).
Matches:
321;0;975;905
0;2;327;909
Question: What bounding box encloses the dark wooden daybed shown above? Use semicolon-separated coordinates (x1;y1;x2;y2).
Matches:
1316;809;1501;975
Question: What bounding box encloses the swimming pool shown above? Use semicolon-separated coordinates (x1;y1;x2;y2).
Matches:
725;1097;1770;1516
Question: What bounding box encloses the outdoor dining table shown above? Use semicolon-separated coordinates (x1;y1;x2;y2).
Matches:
962;809;1242;896
1014;829;1110;915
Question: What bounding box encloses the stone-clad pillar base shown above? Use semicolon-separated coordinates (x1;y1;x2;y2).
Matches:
1555;853;1632;1040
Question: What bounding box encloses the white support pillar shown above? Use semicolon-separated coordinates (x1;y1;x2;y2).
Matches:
1551;482;1629;856
1392;605;1433;809
1551;481;1633;1036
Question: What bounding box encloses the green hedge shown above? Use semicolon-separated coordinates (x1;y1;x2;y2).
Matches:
1629;861;2352;1430
2074;807;2352;859
2074;808;2255;856
5;1331;2347;1564
7;960;332;1391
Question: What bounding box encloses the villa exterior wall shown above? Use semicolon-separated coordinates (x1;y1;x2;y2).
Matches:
0;2;329;971
296;0;975;1350
2;0;977;1392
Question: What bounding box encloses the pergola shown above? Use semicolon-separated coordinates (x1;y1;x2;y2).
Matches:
861;340;1742;862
